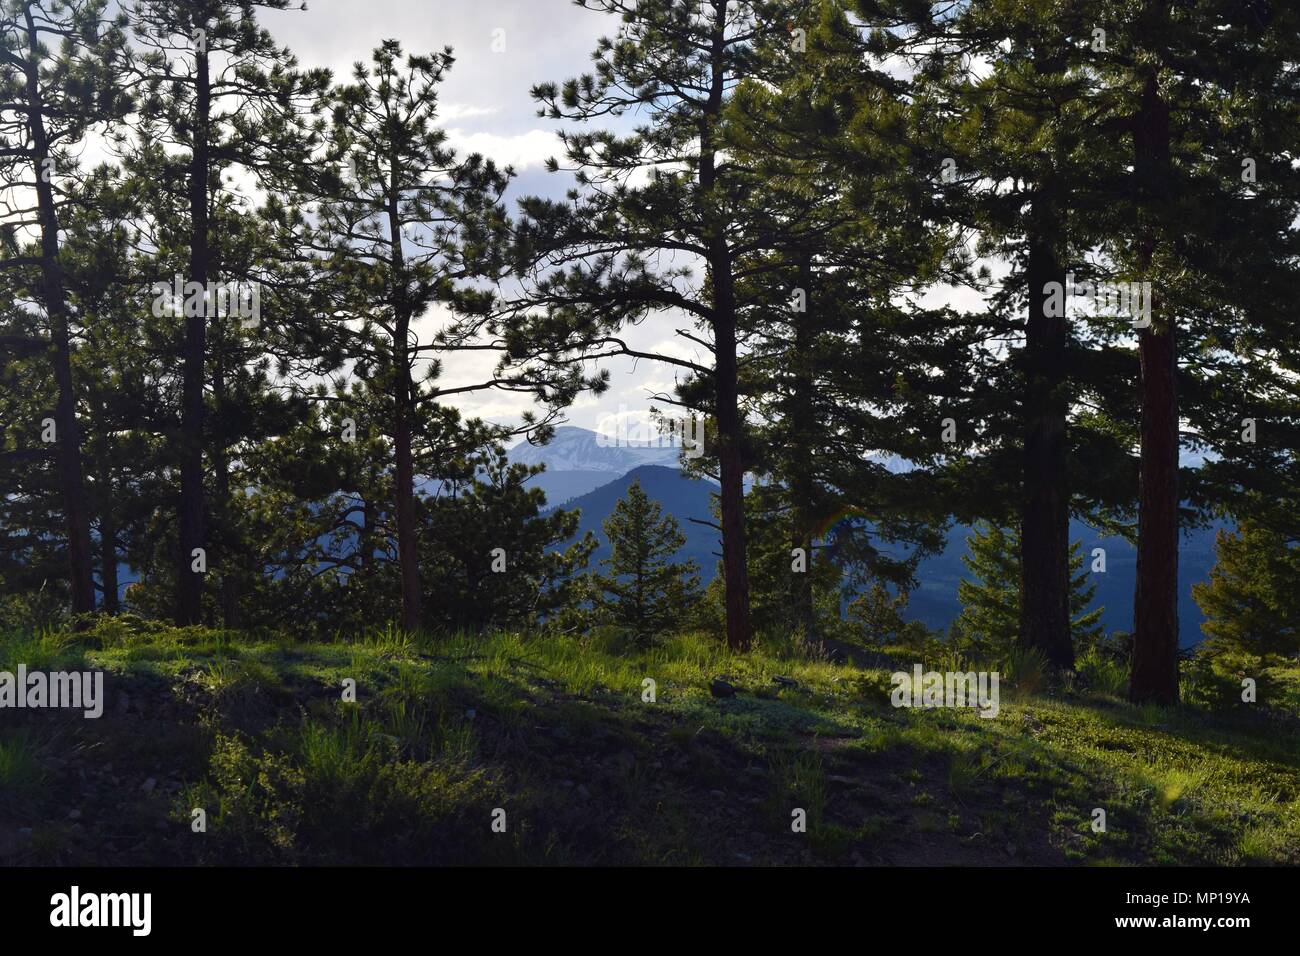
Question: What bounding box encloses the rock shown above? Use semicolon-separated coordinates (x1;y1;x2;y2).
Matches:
576;785;591;800
140;777;157;793
710;678;738;698
709;790;726;799
67;809;81;821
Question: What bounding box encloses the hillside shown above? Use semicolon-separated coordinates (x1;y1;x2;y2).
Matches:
3;622;1296;866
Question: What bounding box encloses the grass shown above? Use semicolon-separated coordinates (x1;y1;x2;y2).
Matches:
0;621;1297;866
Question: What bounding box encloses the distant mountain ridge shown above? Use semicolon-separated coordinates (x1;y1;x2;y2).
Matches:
549;463;1221;646
511;425;687;504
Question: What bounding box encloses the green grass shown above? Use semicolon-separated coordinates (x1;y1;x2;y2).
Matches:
1;622;1297;866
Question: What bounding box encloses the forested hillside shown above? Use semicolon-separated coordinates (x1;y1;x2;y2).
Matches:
2;0;1299;879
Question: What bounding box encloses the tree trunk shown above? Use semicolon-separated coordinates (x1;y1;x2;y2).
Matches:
1129;70;1180;705
387;147;424;633
1019;190;1073;671
393;384;422;632
212;345;240;629
177;45;211;626
22;6;95;624
789;257;816;646
702;0;750;651
714;307;752;652
99;460;119;614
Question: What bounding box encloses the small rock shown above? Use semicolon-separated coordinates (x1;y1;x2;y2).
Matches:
576;785;591;800
709;790;725;798
67;809;81;821
710;678;738;699
140;777;157;793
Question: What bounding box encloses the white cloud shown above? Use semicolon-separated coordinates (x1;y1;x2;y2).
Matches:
439;103;501;122
444;128;561;171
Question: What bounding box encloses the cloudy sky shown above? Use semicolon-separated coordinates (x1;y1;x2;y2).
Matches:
262;0;694;438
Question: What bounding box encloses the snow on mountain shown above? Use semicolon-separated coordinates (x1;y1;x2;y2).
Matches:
509;425;684;474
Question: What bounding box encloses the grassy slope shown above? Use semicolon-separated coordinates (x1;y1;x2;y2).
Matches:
1;622;1298;866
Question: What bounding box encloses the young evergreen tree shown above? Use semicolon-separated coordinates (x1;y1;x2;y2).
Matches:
594;479;699;645
1193;523;1300;661
955;521;1103;662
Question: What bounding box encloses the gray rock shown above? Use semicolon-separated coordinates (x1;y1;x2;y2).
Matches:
710;678;738;698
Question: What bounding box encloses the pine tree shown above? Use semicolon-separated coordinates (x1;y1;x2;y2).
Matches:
126;0;328;626
955;522;1103;663
0;0;130;621
1085;2;1300;705
720;5;956;646
855;0;1135;675
308;40;515;633
594;479;699;645
501;0;818;651
1193;523;1300;661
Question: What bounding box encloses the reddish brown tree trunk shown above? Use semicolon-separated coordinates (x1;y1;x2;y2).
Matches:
388;164;423;633
702;0;750;651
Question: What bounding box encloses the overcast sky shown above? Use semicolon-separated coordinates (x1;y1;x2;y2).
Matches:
260;0;695;438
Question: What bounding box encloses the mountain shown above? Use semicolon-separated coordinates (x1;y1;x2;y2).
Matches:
904;520;1223;645
560;465;721;573
511;425;683;474
556;466;1222;646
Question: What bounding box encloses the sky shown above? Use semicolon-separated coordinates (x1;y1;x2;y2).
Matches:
262;0;698;438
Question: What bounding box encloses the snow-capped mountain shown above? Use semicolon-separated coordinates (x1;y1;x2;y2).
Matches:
509;426;688;504
510;425;685;474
